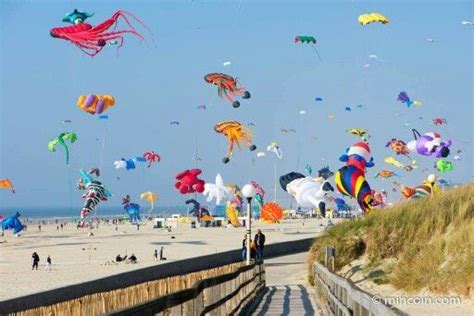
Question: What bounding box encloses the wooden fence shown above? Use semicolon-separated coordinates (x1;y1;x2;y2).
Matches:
107;262;265;315
313;262;406;316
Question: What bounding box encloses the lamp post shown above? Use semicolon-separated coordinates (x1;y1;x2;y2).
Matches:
242;184;256;265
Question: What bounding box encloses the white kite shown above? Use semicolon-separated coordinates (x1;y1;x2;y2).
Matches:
203;174;233;205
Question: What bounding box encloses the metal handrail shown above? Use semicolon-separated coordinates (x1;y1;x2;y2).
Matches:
107;262;265;315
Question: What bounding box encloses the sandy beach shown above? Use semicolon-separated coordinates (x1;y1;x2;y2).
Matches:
0;218;330;301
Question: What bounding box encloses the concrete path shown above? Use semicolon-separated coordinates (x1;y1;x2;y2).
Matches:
251;252;324;315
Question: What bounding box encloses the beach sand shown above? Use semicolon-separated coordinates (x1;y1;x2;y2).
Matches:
0;218;330;301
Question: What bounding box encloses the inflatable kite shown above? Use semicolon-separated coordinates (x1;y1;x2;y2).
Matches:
1;212;24;235
114;157;145;170
334;198;351;212
204;73;251;108
143;151;161;167
214;121;257;164
435;159;454;173
294;35;322;60
335;166;373;213
358;13;389;25
318;166;334;180
339;142;374;173
401;174;439;200
386;138;410;156
407;130;452;158
375;170;398;179
260;202;283;223
77;94;115;115
432;118;447;126
372;190;388;208
397;91;421;108
175;169;205;194
50;9;152;57
79;180;108;226
186;199;212;222
122;195;141;224
251;181;265;208
0;179;14;193
140;191;158;212
203;174;233;205
346;128;369;141
267;142;283;159
279;172;334;214
48;132;77;165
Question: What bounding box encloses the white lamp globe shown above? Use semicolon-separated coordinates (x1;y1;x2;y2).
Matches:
242;184;256;199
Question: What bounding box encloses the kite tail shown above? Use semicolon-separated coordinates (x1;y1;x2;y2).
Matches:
63;144;70;165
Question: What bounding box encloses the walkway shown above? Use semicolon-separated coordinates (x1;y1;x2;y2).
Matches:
251;252;323;315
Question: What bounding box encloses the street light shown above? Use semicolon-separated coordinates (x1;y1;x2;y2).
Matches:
241;184;256;265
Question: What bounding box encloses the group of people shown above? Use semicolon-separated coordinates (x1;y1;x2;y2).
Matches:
115;253;138;264
31;252;52;270
242;229;266;262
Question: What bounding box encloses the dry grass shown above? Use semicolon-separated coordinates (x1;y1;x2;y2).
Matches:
308;184;474;296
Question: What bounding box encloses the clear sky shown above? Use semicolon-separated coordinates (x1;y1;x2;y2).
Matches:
0;0;472;211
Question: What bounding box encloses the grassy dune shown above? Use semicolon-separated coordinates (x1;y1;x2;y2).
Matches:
308;184;474;296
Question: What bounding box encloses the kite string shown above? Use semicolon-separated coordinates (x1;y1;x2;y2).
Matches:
99;121;108;170
311;45;323;62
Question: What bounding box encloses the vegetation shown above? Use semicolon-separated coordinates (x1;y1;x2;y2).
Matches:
308;184;474;296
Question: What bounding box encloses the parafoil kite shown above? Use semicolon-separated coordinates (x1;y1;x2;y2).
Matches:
397;91;421;108
260;202;283;223
435;159;454;173
122;195;141;224
374;170;398;179
143;151;161;167
77;94;115;115
175;169;205;194
358;13;389;25
407;130;452;158
0;179;14;193
346;128;369;141
50;9;152;57
335;166;373;212
432;118;447;126
385;138;410;156
48;132;77;165
279;172;334;212
345;106;352;112
214;121;257;164
204;73;251;108
203;174;233;205
315;97;323;102
294;36;322;61
170;121;180;125
267;142;283;159
1;212;24;235
401;174;439;200
140;191;158;212
339;142;374;173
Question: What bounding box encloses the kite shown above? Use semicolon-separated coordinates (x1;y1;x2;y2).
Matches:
300;110;306;115
223;61;231;67
122;195;141;224
346;128;369;141
203;174;233;205
50;10;152;57
318;166;334;180
79;180;108;226
407;129;452;158
345;106;352;112
335;166;373;213
432;118;447;126
251;181;265;208
186;199;211;221
143;151;161;167
0;179;14;193
63;120;72;123
204;73;251;108
339;142;374;173
401;174;439;200
372;190;388;208
99;115;109;120
140;191;158;212
175;169;205;194
256;151;266;158
77;94;115;115
384;156;404;168
114;157;145;170
170;121;180;125
305;164;313;175
334;198;351;212
48;132;77;165
435;159;454;173
453;155;461;161
315;97;323;102
260;202;283;223
279;172;334;213
461;21;473;25
358;13;389;25
226;202;240;227
197;105;207;110
294;36;322;61
1;212;24;235
267;142;283;159
214;121;257;164
374;170;398;179
385;138;410;156
397;91;422;108
328;114;336;120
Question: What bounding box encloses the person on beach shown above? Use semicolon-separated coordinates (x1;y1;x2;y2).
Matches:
154;249;158;261
254;229;266;262
159;246;166;260
32;252;40;270
115;254;127;262
38;224;41;232
45;255;52;271
129;254;137;264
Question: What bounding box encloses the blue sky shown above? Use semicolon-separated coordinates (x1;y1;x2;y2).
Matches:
0;0;472;211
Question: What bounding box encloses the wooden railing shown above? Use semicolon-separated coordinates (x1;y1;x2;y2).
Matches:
107;262;265;316
313;262;406;316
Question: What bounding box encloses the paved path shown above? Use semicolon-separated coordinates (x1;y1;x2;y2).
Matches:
251;252;324;315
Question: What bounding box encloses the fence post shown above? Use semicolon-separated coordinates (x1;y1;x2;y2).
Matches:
324;246;336;272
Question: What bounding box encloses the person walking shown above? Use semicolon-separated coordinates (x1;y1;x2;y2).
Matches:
241;234;248;261
154;249;158;261
45;255;52;271
254;229;266;262
32;252;40;270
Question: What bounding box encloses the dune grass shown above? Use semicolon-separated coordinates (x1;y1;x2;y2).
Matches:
308;184;474;296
